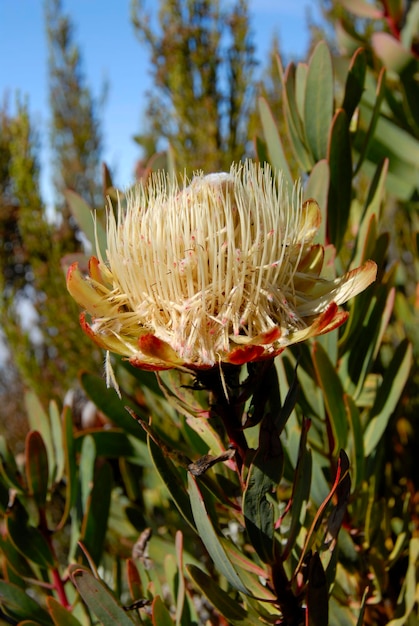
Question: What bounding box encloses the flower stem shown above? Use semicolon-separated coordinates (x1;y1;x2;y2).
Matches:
196;366;248;470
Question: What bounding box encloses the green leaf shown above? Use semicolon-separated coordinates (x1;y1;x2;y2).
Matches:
49;401;65;484
80;371;148;440
312;342;348;454
0;435;24;491
70;566;137;625
283;63;313;171
258;97;293;189
354;67;386;174
46;597;84;626
79;435;96;514
345;395;365;490
0;580;53;625
24;392;55;484
64;189;107;258
243;463;275;565
0;534;36;579
7;513;55;569
188;474;248;595
57;407;77;529
305;159;330;245
387;538;419;626
25;431;49;508
305;41;334;161
186;565;249;625
74;430;150;466
148;437;195;530
306;553;328;626
282;419;312;559
364;340;412;456
341;48;367;121
327;109;352;251
151;596;174;626
80;461;113;566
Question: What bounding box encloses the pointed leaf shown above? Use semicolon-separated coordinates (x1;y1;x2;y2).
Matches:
354;67;386;174
80;371;148;440
6;514;55;568
0;581;53;625
188;475;248;595
151;596;173;626
49;401;65;484
186;565;248;624
148;437;195;530
258;97;293;189
24;392;55;484
46;597;84;626
305;42;334;161
345;395;365;489
342;48;367;121
57;407;77;529
306;553;328;626
64;189;107;258
305;159;330;245
70;566;137;625
312;342;348;454
282;419;312;559
80;461;113;566
327;109;352;251
364;340;412;456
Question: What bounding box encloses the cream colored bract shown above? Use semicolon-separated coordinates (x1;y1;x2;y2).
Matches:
67;162;377;377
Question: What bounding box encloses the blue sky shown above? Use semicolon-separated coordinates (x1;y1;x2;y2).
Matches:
0;1;319;205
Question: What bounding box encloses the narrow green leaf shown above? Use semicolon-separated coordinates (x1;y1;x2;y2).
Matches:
188;475;248;595
305;42;334;161
364;340;412;456
243;416;283;564
282;419;312;558
0;435;24;491
327;108;352;251
79;435;96;514
7;514;55;569
258;97;293;189
24;392;55;484
387;538;419;626
283;63;313;171
70;566;137;625
345;395;365;489
57;406;77;530
312;342;348;454
80;462;113;566
186;565;249;624
148;437;195;531
0;534;36;579
151;596;173;626
80;371;148;440
49;401;65;484
350;158;388;269
46;597;84;626
74;430;150;466
295;63;308;123
354;67;386;174
306;553;328;626
305;159;329;245
0;581;53;625
25;431;49;508
341;48;367;121
64;189;107;258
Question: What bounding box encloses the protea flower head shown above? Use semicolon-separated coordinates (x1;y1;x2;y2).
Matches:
67;162;377;384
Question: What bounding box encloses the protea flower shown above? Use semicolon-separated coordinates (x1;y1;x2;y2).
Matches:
67;162;377;382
